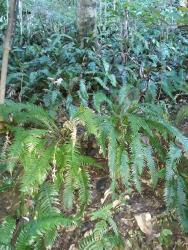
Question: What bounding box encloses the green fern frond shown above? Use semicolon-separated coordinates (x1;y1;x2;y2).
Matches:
0;102;56;130
119;149;130;188
5;128;27;172
63;170;74;210
176;176;188;232
143;145;158;187
33;228;58;250
77;169;91;209
164;144;182;208
21;144;55;193
166;144;182;182
61;142;94;211
161;121;188;152
164;182;175;208
0;217;16;246
15;215;75;250
176;105;188;126
129;114;153;137
91;204;113;221
79;220;111;250
76;107;98;136
80;205;121;250
93;92;112;113
35;183;60;218
108;128;117;187
131;135;145;192
107;217;118;236
145;114;188;153
43;228;58;249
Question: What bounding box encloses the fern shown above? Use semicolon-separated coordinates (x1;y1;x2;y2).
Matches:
17;185;75;249
62;142;93;211
63;169;74;210
119;149;130;188
108;128;117;183
80;204;123;250
0;217;16;247
0;101;57;131
77;103;188;232
176;176;188;232
143;145;158;187
130;135;145;192
35;183;60;217
15;215;75;250
176;105;188;126
93;92;112;113
1;99;188;246
79;224;118;250
0;102;100;248
76;107;98;136
164;143;188;231
165;144;181;183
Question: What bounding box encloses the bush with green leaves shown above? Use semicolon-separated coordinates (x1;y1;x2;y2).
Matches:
2;0;188;110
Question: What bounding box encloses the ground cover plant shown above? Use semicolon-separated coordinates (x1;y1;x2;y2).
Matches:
0;0;188;249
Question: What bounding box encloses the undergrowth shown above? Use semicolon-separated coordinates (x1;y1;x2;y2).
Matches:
0;0;188;249
0;98;188;248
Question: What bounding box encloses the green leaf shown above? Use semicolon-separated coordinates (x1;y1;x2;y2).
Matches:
94;77;109;90
108;129;117;182
107;74;116;87
120;150;130;188
103;59;110;73
93;92;112;112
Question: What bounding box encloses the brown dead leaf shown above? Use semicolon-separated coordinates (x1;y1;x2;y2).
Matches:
101;188;112;204
68;244;78;250
113;199;121;208
134;212;153;235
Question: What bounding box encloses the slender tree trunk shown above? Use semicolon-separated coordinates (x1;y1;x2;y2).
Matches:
0;0;17;104
77;0;98;37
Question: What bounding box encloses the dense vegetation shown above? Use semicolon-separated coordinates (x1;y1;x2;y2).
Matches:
0;0;188;249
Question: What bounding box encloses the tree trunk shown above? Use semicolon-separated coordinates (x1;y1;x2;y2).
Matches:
77;0;98;37
0;0;17;104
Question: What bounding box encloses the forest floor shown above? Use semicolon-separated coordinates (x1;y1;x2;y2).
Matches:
53;170;188;250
